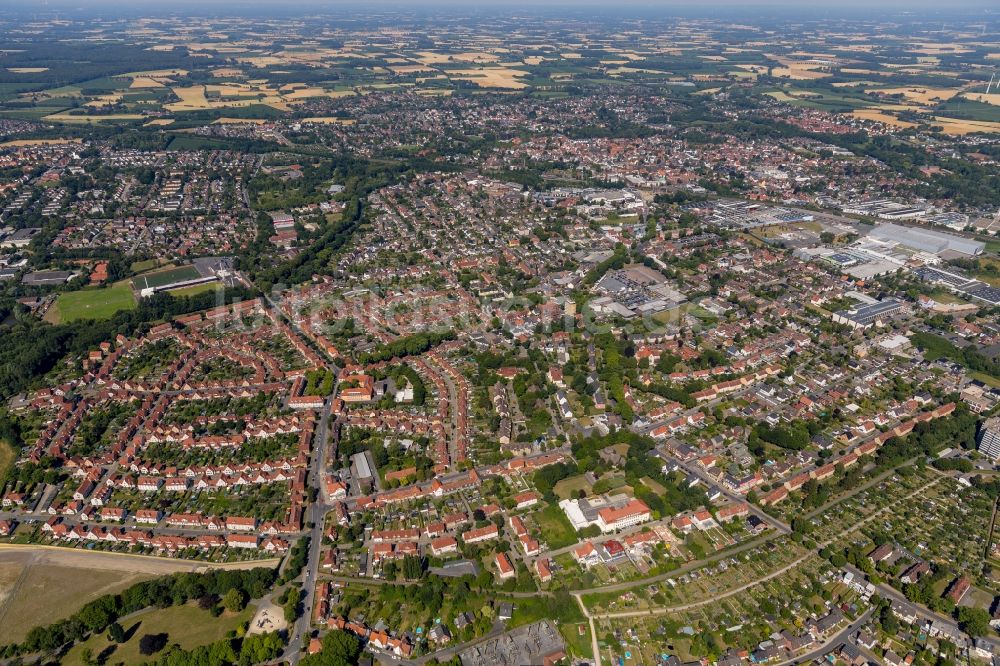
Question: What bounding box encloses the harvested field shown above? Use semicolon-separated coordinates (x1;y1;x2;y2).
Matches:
866;86;961;106
129;76;169;88
771;66;830;80
448;67;529;89
850;109;916;128
0;138;81;146
43;112;144;123
415;50;499;65
931;116;1000;135
963;92;1000;107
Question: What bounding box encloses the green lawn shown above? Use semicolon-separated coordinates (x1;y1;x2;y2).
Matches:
130;259;162;273
553;474;593;500
62;602;255;666
532;504;578;549
561;622;594;660
0;441;14;485
52;283;137;322
640;476;666;495
924;288;968;305
166;282;222;298
509;594;584;627
972;372;1000;389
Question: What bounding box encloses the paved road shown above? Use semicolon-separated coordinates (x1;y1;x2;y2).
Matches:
427;355;463;466
287;380;335;664
257;292;342;663
391;620;507;665
842;563;1000;650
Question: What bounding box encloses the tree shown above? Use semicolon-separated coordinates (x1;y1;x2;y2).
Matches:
880;604;899;635
300;629;362;666
76;595;117;632
138;633;168;656
402;554;424;580
239;632;284;665
283;587;302;623
107;622;125;644
957;607;990;637
791;516;812;535
223;587;246;613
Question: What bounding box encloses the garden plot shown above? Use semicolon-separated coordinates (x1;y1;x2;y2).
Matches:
111;337;183;382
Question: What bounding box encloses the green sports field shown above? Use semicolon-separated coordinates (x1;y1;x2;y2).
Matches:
51;283;137;322
131;265;201;291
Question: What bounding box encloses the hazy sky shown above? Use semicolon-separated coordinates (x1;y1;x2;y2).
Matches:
10;0;1000;9
4;0;998;23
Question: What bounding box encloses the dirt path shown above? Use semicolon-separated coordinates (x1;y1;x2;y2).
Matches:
592;552;815;619
0;544;280;574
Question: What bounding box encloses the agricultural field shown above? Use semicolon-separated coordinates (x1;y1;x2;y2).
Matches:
0;19;991;135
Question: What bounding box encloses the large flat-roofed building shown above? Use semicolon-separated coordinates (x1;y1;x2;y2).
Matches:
0;227;41;248
978;418;1000;460
868;223;984;257
832;299;905;330
352;451;372;479
22;270;73;286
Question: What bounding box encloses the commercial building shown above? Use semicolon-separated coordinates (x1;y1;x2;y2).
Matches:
868;223;984;257
832;299;905;330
